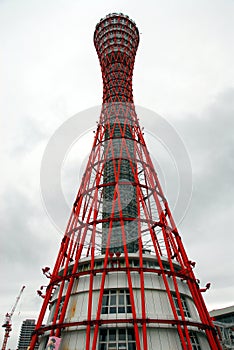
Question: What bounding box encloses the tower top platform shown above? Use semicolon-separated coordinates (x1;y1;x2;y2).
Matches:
94;12;138;33
94;13;139;103
94;12;139;57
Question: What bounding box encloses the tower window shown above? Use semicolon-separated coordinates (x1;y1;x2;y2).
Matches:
189;331;201;350
101;289;132;314
98;328;136;350
180;331;201;350
172;294;191;318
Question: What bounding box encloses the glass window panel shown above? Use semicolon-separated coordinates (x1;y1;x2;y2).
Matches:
118;307;125;313
174;298;179;309
109;329;116;341
98;344;106;350
110;295;116;304
110;307;116;313
126;295;131;304
102;295;109;307
119;295;124;305
101;307;108;314
127;306;132;313
119;329;126;340
128;329;135;341
100;329;107;341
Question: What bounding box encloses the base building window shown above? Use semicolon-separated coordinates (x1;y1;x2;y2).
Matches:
98;328;136;350
189;331;201;350
101;289;132;314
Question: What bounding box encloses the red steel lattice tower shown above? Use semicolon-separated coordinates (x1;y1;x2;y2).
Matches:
30;13;222;350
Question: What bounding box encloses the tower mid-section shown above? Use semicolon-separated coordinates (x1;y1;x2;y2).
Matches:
94;14;140;254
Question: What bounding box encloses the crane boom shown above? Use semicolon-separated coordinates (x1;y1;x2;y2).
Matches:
9;285;25;317
1;285;25;350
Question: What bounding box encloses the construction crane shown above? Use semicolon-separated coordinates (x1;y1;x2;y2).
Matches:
1;285;25;350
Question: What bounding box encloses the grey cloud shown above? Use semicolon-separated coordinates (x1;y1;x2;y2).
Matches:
170;88;234;306
8;116;47;156
178;88;234;225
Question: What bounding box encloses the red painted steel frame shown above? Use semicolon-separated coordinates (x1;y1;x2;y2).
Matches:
30;13;222;350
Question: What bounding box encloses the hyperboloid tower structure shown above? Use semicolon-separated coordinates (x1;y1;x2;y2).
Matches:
30;13;222;350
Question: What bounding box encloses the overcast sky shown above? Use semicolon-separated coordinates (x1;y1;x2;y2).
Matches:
0;0;234;348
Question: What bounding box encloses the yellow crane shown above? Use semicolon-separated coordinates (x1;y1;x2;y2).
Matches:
1;286;25;350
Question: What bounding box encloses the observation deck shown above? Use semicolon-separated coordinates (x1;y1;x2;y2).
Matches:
94;13;139;103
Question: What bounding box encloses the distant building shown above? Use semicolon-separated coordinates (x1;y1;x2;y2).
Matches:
210;305;234;349
17;319;38;350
